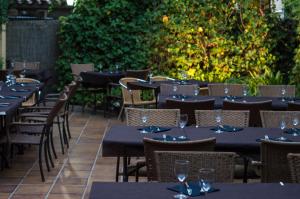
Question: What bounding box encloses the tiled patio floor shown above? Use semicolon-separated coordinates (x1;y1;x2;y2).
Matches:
0;107;122;199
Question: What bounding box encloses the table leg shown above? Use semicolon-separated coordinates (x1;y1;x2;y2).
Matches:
123;156;128;182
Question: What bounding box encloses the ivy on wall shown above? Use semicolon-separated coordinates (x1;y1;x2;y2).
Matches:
0;0;8;25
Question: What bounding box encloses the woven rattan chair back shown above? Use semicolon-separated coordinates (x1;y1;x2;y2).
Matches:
288;102;300;111
258;85;295;97
165;99;215;125
16;78;41;106
125;108;180;127
160;83;198;96
70;63;94;76
195;110;250;127
143;137;216;181
155;151;236;182
287;153;300;183
223;100;272;127
261;140;300;183
260;111;300;128
126;69;150;80
14;61;40;70
150;76;175;81
208;83;245;96
120;78;144;105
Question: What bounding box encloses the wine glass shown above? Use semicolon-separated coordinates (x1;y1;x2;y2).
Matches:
181;70;187;81
242;85;247;102
115;63;120;72
174;160;189;199
20;60;26;78
281;86;286;102
198;168;215;198
215;111;223;134
148;72;153;84
224;84;229;100
279;120;286;131
140;111;148;133
194;87;199;96
292;117;299;136
179;114;188;138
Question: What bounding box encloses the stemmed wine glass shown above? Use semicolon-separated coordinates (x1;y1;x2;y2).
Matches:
21;60;26;78
198;168;215;198
292;117;299;136
173;84;178;98
140;110;148;134
224;83;229;100
194;87;199;96
174;160;189;199
242;85;247;102
279;119;286;131
148;72;153;84
215;110;223;134
281;86;286;102
179;114;188;138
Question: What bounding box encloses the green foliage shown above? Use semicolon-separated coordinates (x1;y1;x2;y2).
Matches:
0;0;8;24
0;57;3;69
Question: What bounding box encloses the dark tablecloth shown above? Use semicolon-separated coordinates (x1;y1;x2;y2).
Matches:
90;182;300;199
102;125;300;157
80;71;125;88
158;95;296;110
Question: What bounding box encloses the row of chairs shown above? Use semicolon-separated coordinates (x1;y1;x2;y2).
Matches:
7;80;78;181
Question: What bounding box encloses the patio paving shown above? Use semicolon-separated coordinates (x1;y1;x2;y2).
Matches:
0;107;123;199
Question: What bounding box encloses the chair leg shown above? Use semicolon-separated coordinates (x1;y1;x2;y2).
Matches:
50;129;57;159
243;157;249;183
39;143;45;182
117;104;125;121
62;118;69;148
57;117;65;154
65;113;71;139
44;141;50;172
115;156;120;182
135;169;139;182
46;139;54;168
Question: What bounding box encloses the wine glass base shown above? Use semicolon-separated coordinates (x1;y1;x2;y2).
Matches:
174;194;188;199
139;130;148;134
215;130;223;134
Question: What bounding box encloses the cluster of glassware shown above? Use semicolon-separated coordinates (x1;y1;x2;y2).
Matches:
5;74;17;87
174;160;215;199
280;117;299;136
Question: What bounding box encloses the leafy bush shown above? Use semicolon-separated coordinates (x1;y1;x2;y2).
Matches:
0;0;8;25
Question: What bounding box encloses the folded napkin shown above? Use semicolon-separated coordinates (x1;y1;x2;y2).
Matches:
256;136;292;142
284;128;300;135
138;126;171;133
171;94;190;100
10;88;30;92
222;96;242;101
153;135;190;141
210;125;243;132
1;95;21;99
168;181;219;197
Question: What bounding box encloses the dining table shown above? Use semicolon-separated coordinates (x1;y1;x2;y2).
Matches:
102;125;300;182
90;182;300;199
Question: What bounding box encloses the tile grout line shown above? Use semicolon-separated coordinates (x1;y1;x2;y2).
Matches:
44;112;91;198
8;160;38;198
81;119;111;199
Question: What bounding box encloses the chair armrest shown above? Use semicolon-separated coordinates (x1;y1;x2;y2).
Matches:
10;122;46;126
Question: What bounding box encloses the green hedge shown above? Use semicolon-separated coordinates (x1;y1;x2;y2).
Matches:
56;0;299;96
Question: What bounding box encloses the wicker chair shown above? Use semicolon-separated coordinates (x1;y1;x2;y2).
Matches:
126;69;150;80
16;78;41;107
195;110;250;127
258;85;295;97
150;75;175;81
208;83;245;96
155;151;236;182
261;140;300;183
165;99;215;126
70;63;94;78
125;108;180;127
160;83;199;96
144;137;216;181
287;153;300;183
223;100;272;127
260;111;300;128
14;61;40;71
118;78;156;120
288;102;300;111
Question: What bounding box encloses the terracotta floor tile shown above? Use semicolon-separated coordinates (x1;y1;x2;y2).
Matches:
0;193;10;199
11;194;46;199
0;177;22;185
50;185;85;194
0;184;17;193
47;193;83;199
56;176;89;185
15;184;51;194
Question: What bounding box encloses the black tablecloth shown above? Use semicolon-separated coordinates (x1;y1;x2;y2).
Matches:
80;71;125;88
90;182;300;199
158;95;296;110
102;125;300;157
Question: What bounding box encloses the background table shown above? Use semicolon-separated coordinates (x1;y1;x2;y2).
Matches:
90;182;300;199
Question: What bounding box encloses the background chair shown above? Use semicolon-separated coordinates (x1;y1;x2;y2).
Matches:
223;100;272;127
258;85;295;97
160;83;198;96
125;108;180;127
16;77;41;107
208;83;245;96
260;111;300;128
261;140;300;183
118;77;156;120
195;110;250;127
155;151;236;182
287;153;300;183
165;99;215;125
143;137;216;181
14;61;40;71
126;69;150;80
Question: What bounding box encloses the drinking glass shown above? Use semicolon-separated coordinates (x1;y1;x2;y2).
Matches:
242;85;247;102
173;84;178;98
224;84;229;100
148;72;153;84
21;60;26;78
292;117;299;136
179;114;188;138
215;111;223;134
194;87;199;96
140;110;148;134
181;70;187;81
174;160;189;199
198;168;215;198
115;64;120;72
281;86;286;102
279;120;286;131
